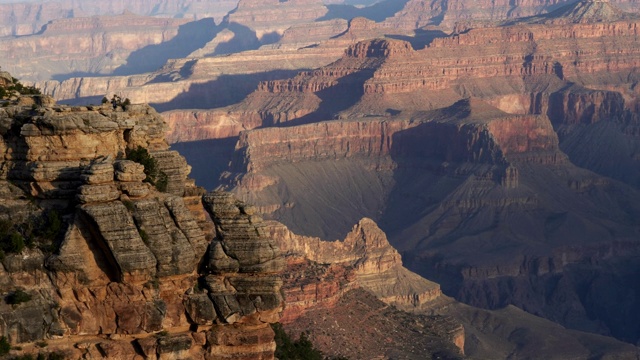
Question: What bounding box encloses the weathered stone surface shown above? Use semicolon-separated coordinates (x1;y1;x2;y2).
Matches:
76;184;120;203
184;293;217;325
157;333;193;354
130;197;198;277
202;191;284;274
80;157;115;185
207;240;240;274
114;160;147;182
80;201;157;282
151;150;191;196
119;182;151;197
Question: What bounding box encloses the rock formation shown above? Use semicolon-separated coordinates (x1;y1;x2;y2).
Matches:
267;218;443;317
0;87;285;359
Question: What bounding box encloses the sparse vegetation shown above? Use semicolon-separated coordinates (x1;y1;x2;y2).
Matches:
145;277;160;290
8;352;65;360
6;289;32;305
0;76;41;101
122;199;135;211
138;228;149;242
35;341;48;348
0;210;64;257
0;336;10;356
126;146;169;192
272;323;345;360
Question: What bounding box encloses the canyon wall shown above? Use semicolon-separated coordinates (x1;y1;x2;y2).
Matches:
221;94;640;343
0;13;194;81
384;0;640;29
0;0;237;37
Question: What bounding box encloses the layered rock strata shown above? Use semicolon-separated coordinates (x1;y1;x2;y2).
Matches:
384;0;640;30
267;218;443;321
0;93;284;359
0;13;193;81
0;0;237;37
225;0;329;40
221;96;640;344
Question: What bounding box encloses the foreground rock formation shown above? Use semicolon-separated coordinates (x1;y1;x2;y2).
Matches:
0;90;285;359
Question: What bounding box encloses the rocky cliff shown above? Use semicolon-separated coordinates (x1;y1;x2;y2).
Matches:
268;218;444;316
0;89;284;359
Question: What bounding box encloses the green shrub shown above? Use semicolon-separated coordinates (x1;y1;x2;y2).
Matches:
9;232;24;253
272;323;325;360
154;172;169;192
9;356;35;360
138;229;149;242
6;289;32;305
122;199;135;211
101;97;108;104
0;219;11;237
0;336;10;356
47;352;65;360
125;146;168;192
41;210;62;241
35;341;47;348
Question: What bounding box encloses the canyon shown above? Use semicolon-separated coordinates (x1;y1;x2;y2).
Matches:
2;0;640;358
196;0;640;348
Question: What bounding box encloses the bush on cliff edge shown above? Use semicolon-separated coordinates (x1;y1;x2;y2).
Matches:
126;146;168;192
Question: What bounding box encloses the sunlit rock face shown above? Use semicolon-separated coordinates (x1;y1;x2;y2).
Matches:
0;91;284;359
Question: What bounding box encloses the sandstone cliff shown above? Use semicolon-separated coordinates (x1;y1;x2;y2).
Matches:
0;91;284;359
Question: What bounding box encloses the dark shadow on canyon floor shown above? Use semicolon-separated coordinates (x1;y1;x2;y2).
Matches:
170;137;238;191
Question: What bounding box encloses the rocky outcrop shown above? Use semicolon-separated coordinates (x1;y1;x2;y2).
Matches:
262;216;464;358
0;92;284;359
266;218;443;321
